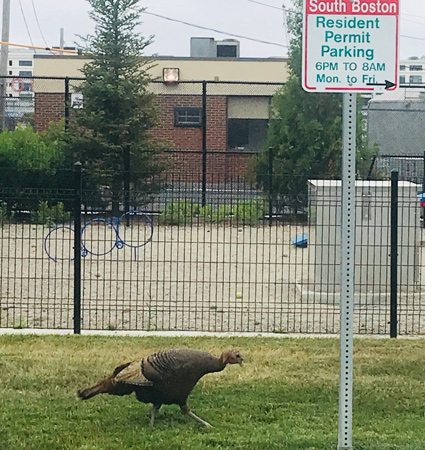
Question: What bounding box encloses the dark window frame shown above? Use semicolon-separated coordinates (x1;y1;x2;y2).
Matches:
227;119;249;148
174;107;203;128
227;118;269;153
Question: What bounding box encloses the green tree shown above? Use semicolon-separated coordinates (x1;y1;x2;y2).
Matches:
250;0;377;212
0;123;74;210
69;0;165;214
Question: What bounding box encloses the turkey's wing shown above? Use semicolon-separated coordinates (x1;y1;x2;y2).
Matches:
114;360;153;386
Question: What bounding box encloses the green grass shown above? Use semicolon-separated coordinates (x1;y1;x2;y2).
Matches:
0;335;425;449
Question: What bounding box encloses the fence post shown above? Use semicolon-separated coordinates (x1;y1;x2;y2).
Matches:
64;76;70;131
390;169;398;338
73;162;82;334
124;144;130;217
268;146;273;227
367;155;377;180
422;151;425;228
201;80;207;207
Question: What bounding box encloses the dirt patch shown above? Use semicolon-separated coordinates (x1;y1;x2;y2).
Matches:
1;223;424;335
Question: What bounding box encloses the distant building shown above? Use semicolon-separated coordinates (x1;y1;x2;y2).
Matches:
367;87;425;181
368;87;425;155
399;56;425;85
4;49;35;120
4;47;77;123
341;56;425;182
7;48;34;77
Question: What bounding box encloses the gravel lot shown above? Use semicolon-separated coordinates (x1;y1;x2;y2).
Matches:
1;223;425;335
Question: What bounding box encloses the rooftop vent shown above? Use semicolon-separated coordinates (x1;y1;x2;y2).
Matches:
216;39;240;58
190;37;240;58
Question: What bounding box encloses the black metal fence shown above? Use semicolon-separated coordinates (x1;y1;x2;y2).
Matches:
1;164;425;336
1;77;425;335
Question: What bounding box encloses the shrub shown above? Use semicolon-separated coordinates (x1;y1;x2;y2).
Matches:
234;200;265;225
159;200;199;225
31;201;70;227
0;202;14;226
0;122;75;212
198;204;214;222
213;204;234;223
159;199;266;226
0;123;67;173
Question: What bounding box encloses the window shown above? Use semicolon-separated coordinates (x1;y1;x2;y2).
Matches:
227;119;268;152
409;75;422;84
399;65;406;70
19;60;32;67
228;119;249;148
399;75;405;84
8;60;12;66
409;65;422;71
18;70;32;77
174;107;202;127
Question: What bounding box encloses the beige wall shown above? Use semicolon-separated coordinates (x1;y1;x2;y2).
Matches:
34;55;289;83
152;58;289;83
34;56;88;78
228;97;271;119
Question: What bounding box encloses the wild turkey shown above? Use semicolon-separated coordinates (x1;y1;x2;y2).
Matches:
77;348;243;427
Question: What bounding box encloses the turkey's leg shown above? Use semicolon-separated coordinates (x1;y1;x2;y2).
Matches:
180;404;212;428
150;404;161;426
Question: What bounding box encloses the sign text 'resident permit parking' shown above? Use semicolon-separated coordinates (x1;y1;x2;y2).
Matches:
302;0;399;92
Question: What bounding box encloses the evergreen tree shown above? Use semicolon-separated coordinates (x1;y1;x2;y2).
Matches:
250;0;376;212
69;0;165;213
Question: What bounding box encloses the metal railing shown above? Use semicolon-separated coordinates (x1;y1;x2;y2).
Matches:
1;164;424;336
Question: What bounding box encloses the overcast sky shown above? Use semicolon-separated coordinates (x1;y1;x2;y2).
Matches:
4;0;425;60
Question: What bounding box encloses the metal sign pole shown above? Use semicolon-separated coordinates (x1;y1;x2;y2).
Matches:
338;92;356;450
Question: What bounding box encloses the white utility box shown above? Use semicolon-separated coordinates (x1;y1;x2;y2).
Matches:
308;180;420;293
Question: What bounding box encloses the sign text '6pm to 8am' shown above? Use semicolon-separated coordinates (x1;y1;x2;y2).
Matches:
302;0;399;93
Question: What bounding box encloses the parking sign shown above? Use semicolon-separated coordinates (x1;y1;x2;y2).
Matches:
302;0;399;92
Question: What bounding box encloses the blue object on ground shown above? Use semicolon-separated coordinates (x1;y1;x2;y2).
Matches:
291;233;308;248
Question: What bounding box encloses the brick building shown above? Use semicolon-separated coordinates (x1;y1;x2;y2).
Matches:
33;38;289;179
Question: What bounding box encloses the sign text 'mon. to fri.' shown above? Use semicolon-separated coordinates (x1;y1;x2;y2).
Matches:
302;0;399;93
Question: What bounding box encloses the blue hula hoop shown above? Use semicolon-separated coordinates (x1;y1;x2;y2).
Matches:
43;225;76;262
116;210;154;249
81;218;119;256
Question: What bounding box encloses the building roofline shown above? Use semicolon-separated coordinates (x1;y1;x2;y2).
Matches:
154;56;288;62
34;54;288;62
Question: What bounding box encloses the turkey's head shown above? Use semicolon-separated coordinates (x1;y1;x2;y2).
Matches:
222;350;244;365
